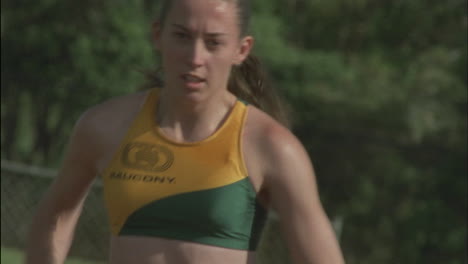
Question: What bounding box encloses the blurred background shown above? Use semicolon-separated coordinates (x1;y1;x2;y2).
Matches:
1;0;467;263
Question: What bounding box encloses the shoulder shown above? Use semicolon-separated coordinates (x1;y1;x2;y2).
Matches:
69;90;151;159
245;106;313;181
245;106;321;217
76;90;149;131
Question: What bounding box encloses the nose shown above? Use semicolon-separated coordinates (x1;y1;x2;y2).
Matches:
186;40;206;68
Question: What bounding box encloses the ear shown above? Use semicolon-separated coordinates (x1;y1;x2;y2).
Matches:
235;36;254;65
152;21;162;50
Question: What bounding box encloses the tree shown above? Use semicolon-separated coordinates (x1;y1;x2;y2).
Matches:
1;0;155;165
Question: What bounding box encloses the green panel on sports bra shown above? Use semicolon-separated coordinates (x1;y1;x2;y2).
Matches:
119;177;267;251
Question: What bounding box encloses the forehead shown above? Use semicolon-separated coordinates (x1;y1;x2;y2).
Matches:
165;0;239;33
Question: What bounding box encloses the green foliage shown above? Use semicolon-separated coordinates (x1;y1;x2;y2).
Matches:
249;1;466;263
2;0;156;165
1;0;466;263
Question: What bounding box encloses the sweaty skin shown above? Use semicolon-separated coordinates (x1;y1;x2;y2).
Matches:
76;89;341;264
26;0;345;262
92;91;265;264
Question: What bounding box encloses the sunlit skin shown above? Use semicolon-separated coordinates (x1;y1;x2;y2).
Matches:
156;0;245;99
105;2;261;262
25;0;345;263
153;0;252;143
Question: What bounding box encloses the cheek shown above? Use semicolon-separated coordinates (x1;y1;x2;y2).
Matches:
161;40;183;60
160;44;185;74
208;56;235;81
216;49;238;70
210;46;236;75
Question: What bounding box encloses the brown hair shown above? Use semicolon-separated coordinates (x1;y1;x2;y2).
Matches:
144;0;291;128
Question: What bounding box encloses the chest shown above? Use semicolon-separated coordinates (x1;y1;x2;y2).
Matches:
101;139;267;250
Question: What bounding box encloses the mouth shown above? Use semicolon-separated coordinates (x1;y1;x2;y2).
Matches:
181;74;206;83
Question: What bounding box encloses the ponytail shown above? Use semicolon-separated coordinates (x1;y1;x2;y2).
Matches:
228;54;291;128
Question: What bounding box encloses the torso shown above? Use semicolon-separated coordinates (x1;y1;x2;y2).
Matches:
108;236;256;264
90;90;272;264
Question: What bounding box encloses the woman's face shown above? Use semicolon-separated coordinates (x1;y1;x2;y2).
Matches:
154;0;253;102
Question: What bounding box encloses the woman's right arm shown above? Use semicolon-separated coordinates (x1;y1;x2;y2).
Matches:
25;111;101;264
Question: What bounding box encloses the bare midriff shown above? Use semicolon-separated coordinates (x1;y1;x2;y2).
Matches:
108;235;257;264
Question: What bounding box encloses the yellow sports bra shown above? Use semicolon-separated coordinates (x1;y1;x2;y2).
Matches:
101;89;267;250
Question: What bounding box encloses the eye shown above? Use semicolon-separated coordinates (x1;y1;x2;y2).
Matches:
173;31;190;40
206;39;222;48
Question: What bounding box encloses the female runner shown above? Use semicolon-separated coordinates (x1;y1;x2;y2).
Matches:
26;0;345;263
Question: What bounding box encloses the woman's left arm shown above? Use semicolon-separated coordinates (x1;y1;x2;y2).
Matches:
262;126;345;264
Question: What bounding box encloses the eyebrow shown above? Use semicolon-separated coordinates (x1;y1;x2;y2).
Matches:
171;24;226;37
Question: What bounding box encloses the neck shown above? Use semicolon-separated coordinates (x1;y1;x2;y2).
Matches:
156;89;237;142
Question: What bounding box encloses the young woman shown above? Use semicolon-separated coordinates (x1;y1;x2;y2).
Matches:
26;0;345;263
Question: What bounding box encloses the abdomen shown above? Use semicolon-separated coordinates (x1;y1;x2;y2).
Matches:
108;235;257;264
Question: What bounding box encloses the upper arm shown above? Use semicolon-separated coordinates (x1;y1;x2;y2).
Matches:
264;127;323;228
40;110;101;214
42;91;146;210
262;125;345;264
25;109;105;263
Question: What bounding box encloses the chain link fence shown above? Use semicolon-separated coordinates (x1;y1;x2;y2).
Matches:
1;160;298;263
1;160;109;261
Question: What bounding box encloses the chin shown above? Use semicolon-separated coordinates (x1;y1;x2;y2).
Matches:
177;89;208;104
165;80;218;105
